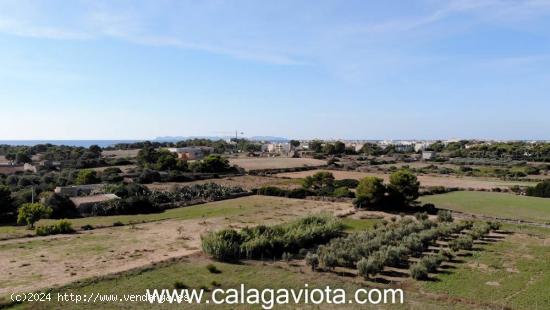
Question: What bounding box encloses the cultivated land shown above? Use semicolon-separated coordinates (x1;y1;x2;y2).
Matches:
277;169;532;190
0;196;358;298
420;191;550;224
229;157;326;171
146;175;303;192
7;221;549;309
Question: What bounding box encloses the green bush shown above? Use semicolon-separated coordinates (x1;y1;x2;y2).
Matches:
201;229;242;262
305;252;319;271
410;263;428;280
334;179;359;189
419;255;439;272
206;264;221;274
173;281;188;289
526;180;550;198
201;216;343;262
332;187;353;198
449;235;473;251
357;256;383;279
488;221;501;231
437;210;453;222
35;220;75;236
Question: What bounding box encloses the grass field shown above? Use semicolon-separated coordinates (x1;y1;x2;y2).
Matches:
418;227;550;309
7;223;549;309
419;191;550;223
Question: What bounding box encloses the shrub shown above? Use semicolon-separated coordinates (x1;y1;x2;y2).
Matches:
173;281;188;289
488;221;501;231
410;263;428;280
439;249;454;261
357;256;383;279
35;220;75;236
526;180;550;198
317;245;337;269
449;235;473;251
305;252;319;271
255;186;311;199
201;229;242;262
437;210;453;222
420;255;439;272
206;264;222;274
332;187;353;198
211;281;222;287
334;179;359;189
202;215;342;262
414;212;429;221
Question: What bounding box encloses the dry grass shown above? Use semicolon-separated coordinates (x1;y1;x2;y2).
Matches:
146;175;303;191
229;157;326;171
277;169;531;189
0;196;354;297
101;149;140;158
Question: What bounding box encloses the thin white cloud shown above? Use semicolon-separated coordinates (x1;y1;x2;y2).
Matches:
0;18;90;40
0;3;306;66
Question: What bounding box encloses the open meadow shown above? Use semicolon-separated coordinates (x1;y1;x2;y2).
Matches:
420;191;550;224
6;215;549;309
0;196;359;298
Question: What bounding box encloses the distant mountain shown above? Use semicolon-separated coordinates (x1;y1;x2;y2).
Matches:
154;136;229;141
154;136;288;142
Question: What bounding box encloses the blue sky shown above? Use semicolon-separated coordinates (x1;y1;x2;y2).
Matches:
1;0;550;140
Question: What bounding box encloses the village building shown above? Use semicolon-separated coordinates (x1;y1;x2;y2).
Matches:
70;194;120;215
166;147;214;160
422;151;437;160
54;184;104;197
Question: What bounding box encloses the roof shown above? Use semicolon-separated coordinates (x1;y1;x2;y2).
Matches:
70;194;119;206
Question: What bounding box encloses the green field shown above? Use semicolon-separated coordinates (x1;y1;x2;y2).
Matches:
6;257;466;310
8;223;549;309
419;191;550;223
419;226;550;309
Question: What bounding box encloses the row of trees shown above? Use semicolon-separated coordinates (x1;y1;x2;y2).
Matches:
428;141;550;162
137;146;235;174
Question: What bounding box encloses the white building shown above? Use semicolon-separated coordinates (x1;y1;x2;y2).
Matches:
261;143;292;154
166;147;214;160
422;151;436;160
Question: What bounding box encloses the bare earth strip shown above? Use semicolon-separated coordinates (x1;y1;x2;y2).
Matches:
0;196;353;297
146;175;302;191
229;157;326;171
276;169;532;189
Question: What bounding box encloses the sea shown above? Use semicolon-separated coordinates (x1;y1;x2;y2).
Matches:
0;140;144;148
